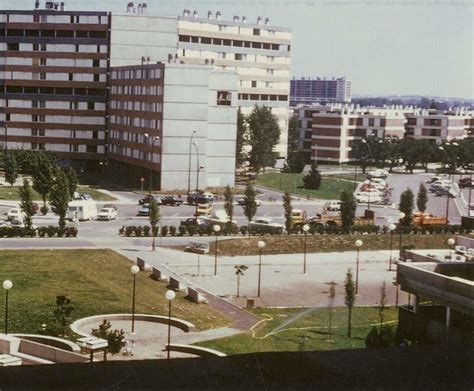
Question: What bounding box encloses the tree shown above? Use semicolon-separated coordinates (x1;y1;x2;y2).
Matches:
149;198;161;251
4;152;18;186
64;167;79;198
223;185;234;231
49;168;71;231
340;191;357;232
303;163;321;190
326;280;336;342
235;108;247;168
282;191;293;234
399;188;414;227
287;115;299;156
53;295;74;336
378;281;386;332
246;106;281;174
234;264;248;297
284;151;306;174
91;320;126;357
417;184;428;213
19;178;35;229
242;182;257;234
32;154;55;215
344;269;356;338
351;140;371;173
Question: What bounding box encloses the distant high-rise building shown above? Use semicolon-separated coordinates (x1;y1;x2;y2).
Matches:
290;77;351;107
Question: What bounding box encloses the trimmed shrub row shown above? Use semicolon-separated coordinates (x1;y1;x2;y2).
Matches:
0;226;78;238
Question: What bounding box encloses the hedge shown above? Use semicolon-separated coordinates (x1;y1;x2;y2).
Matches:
0;226;78;238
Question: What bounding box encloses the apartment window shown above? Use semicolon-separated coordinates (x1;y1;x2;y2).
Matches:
40;73;46;80
25;29;39;37
252;42;262;49
33;14;40;22
271;44;279;50
223;39;231;46
38;143;45;150
244;41;251;48
191;36;199;43
39;101;45;108
33;44;39;51
40;44;46;51
92;131;98;139
87;102;95;110
92;59;100;67
235;53;246;61
32;100;38;108
201;37;211;45
213;38;222;45
233;40;243;47
70;101;79;110
32;143;38;150
306;120;313;129
31;129;38;136
86;145;97;153
251;81;257;88
218;25;227;32
40;58;46;66
217;91;232;106
178;35;190;42
39;115;45;122
7;43;19;51
76;30;87;38
71;144;79;152
368;118;375;126
69;73;73;81
32;114;38;122
253;28;260;36
93;74;99;82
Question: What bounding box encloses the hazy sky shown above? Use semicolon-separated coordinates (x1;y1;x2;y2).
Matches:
7;0;474;99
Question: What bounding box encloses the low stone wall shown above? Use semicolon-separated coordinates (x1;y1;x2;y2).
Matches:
70;314;196;337
18;339;88;364
13;334;81;353
152;267;168;281
167;343;226;357
187;287;207;304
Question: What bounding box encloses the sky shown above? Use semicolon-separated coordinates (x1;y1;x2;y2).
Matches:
6;0;474;99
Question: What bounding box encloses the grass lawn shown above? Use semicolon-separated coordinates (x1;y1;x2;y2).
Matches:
210;234;468;256
0;185;115;201
196;306;398;354
324;173;366;182
0;249;230;335
255;173;355;200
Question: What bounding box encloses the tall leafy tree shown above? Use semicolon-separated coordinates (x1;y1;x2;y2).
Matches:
53;295;74;337
282;191;293;234
340;191;357;232
32;154;55;214
417;184;428;213
284;151;306;174
4;152;18;186
351;140;371;174
457;138;474;169
49;168;71;230
399;188;414;227
242;181;257;234
149;198;161;251
64;167;79;198
19;178;35;229
246;106;281;174
235;108;247;168
223;185;234;230
303;163;321;190
344;269;356;338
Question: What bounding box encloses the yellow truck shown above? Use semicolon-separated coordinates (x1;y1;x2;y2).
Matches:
294;209;375;228
412;213;448;226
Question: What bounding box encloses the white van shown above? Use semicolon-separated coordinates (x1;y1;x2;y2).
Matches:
66;200;98;221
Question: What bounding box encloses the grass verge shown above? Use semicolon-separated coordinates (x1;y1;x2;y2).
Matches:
209;234;469;256
0;186;115;201
255;173;355;200
195;306;398;354
0;249;230;335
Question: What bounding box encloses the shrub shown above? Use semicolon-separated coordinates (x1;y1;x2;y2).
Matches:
46;226;57;237
40;205;49;215
187;226;196;236
143;226;151;236
118;226;125;235
134;226;143;237
38;227;47;237
57;228;66;238
178;226;187;236
125;226;134;237
65;227;78;237
91;320;125;356
169;226;177;236
161;226;168;237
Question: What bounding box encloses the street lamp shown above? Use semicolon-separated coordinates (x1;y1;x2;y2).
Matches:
447;238;455;258
187;130;197;194
3;280;12;334
144;133;160;195
165;290;176;360
213;224;221;276
130;265;140;334
257;240;266;297
388;223;396;271
302;224;309;274
192;141;204;223
398;212;406;259
354;240;363;294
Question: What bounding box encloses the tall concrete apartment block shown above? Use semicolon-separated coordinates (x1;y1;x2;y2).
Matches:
290;77;351;107
296;104;472;164
108;63;238;190
0;5;109;168
109;9;292;159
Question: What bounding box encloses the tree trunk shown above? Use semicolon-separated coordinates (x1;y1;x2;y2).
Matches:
347;306;352;338
152;227;156;251
236;275;240;297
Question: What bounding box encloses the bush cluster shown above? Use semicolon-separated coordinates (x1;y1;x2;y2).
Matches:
119;224;239;237
0;226;78;238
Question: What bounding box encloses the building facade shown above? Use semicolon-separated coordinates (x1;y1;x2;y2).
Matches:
108;63;238;190
0;5;109;170
290;77;351;107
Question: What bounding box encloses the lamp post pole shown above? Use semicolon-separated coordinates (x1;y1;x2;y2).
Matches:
165;290;176;360
398;212;406;261
193;142;204;224
213;225;221;276
257;241;266;297
447;238;455;258
130;265;139;334
302;224;309;274
3;280;13;334
187;130;197;195
388;223;396;271
354;240;363;294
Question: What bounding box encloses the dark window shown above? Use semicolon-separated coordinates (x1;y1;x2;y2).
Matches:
213;38;222;45
287;45;291;51
75;45;79;52
241;94;249;100
271;44;279;50
41;30;55;37
89;31;106;39
40;73;46;80
92;59;100;67
178;34;190;42
88;102;95;110
7;43;19;51
75;88;87;95
76;30;87;38
253;28;260;35
93;74;99;82
68;73;73;81
260;94;268;101
368;118;374;126
92;131;98;139
250;94;259;100
191;36;199;43
57;30;73;37
0;29;4;37
269;95;277;101
70;15;74;23
252;42;262;49
88;89;105;96
86;145;97;153
244;41;251;48
40;58;46;65
216;91;231;106
39;87;53;94
305;131;312;139
5;114;10;121
40;44;46;51
55;88;73;95
7;29;24;37
306;120;313;128
223;39;231;46
25;29;40;37
233;40;243;47
97;45;100;53
6;86;22;93
262;43;270;50
33;14;40;22
201;37;211;44
251;81;257;88
278;95;287;101
24;86;39;94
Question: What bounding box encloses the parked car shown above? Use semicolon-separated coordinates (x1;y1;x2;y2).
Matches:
161;196;183;206
236;197;262;207
324;200;342;211
249;218;285;234
6;208;26;221
187;192;215;205
9;219;37;229
137;203;150;216
97;207;118;221
103;204;118;211
180;217;211;227
138;195;161;205
367;169;388;179
458;177;473;188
